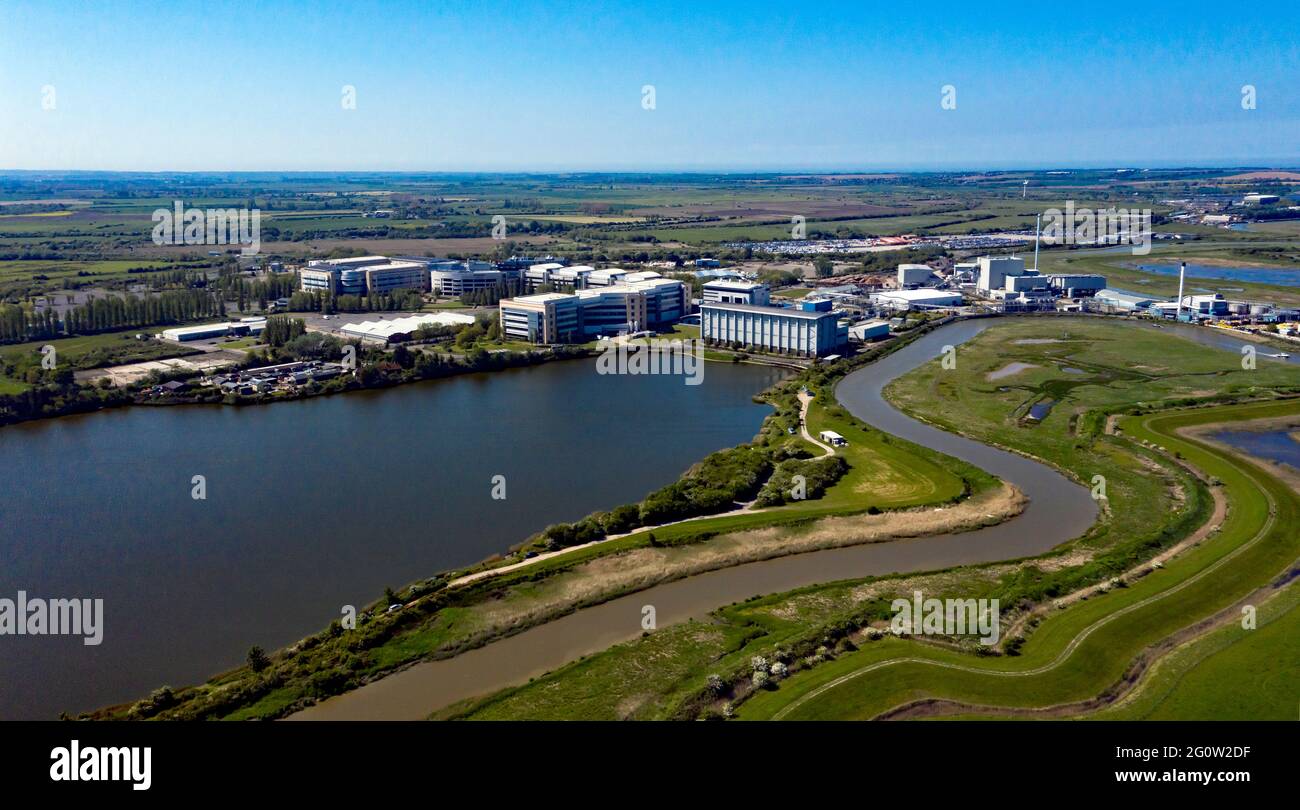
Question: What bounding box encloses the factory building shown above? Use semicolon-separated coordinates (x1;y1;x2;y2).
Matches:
702;279;771;306
897;263;935;288
848;320;891;342
1094;288;1158;312
976;256;1027;295
871;289;963;311
161;317;267;342
1046;274;1107;297
699;302;843;357
1179;293;1230;317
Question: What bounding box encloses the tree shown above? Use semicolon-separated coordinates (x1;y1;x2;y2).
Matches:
247;646;270;673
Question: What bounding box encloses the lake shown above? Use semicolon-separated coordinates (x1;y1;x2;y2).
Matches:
1134;263;1300;287
0;357;787;719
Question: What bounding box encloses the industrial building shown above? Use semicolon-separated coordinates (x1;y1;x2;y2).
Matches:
339;312;476;343
897;263;935;288
976;256;1027;294
848;320;891;341
1094;288;1158;312
160;317;267;342
701;279;771;306
871;289;963;311
699;301;845;357
1046;274;1107;297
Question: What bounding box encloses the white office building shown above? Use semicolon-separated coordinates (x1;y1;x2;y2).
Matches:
702;279;771;306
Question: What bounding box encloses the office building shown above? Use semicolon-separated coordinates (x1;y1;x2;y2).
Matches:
700;302;843;357
499;277;689;343
499;293;582;343
702;279;771;306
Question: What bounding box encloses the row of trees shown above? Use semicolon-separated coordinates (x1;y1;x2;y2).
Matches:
0;288;227;344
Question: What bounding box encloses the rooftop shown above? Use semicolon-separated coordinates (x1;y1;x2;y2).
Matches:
701;301;837;320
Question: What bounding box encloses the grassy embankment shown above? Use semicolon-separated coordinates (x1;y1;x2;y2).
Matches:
737;358;1299;719
443;318;1297;720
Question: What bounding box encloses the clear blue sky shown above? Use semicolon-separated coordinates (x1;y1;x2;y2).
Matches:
2;0;1297;171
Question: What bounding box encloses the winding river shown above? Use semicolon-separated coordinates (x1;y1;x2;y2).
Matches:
292;318;1114;720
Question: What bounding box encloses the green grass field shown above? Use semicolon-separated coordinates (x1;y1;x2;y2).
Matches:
736;392;1300;720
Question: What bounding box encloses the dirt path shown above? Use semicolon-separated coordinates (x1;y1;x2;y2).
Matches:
798;390;836;458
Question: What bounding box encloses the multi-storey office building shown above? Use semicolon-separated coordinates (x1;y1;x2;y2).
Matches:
499;293;582;343
702;279;771;306
300;255;426;296
499;278;689;343
363;261;429;294
430;265;505;296
700;302;843;357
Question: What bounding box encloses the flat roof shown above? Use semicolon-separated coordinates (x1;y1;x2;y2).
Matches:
700;301;836;320
339;313;475;338
703;279;765;289
873;289;961;301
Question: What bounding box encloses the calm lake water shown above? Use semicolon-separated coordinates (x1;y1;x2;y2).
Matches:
1211;429;1300;468
0;358;786;719
1135;263;1300;287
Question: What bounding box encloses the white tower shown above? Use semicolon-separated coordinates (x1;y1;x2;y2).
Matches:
1175;262;1186;320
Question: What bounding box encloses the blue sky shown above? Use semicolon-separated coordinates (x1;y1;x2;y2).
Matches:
1;0;1297;171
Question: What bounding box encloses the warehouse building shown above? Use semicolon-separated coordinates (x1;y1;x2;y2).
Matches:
700;302;843;357
161;317;267;342
339;312;476;343
702;279;771;306
871;288;963;311
1094;288;1158;312
848;320;891;342
897;263;936;288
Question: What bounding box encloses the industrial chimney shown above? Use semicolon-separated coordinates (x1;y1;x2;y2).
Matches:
1175;261;1186;320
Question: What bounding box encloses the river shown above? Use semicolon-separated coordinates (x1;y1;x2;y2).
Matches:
0;358;787;719
292;317;1113;720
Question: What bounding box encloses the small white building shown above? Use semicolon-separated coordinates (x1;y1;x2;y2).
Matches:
819;430;847;447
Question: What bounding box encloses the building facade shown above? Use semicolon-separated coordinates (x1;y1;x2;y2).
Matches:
700;302;842;357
